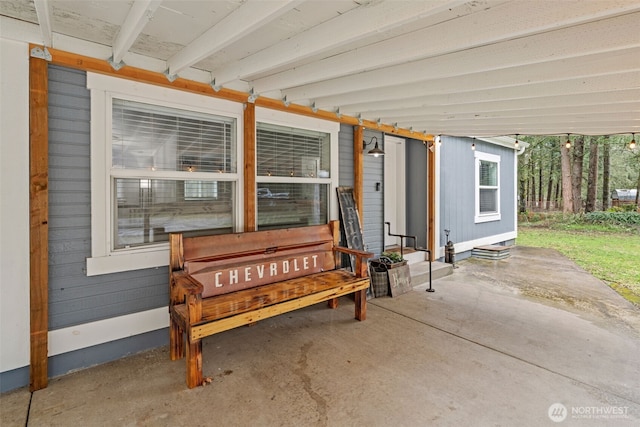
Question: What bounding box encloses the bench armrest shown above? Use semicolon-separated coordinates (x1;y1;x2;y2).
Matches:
172;271;204;296
334;246;374;278
334;246;374;259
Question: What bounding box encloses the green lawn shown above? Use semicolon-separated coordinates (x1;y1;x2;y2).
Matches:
516;225;640;306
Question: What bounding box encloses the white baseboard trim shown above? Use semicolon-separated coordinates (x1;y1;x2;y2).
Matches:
48;307;169;357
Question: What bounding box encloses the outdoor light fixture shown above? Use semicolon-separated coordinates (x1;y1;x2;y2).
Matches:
437;135;442;146
471;137;476;150
514;134;519;148
565;134;571;149
364;136;385;157
630;134;636;149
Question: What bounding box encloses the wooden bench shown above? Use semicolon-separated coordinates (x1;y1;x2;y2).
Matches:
169;220;373;388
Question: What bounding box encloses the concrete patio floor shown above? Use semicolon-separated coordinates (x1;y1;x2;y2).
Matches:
2;246;639;426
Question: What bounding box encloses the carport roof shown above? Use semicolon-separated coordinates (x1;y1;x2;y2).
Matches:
1;0;638;137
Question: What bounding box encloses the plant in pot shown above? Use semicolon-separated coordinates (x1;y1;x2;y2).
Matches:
379;251;407;268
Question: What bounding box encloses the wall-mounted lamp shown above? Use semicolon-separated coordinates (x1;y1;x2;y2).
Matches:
514;134;519;149
630;134;636;149
363;136;385;157
565;134;571;149
471;137;476;151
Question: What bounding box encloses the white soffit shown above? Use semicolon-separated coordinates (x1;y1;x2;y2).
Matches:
0;0;638;137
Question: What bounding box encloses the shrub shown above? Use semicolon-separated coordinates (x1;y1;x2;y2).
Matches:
584;211;640;225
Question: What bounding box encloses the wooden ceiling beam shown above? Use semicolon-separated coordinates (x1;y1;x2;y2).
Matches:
212;0;461;88
314;46;640;111
32;0;52;47
282;11;640;102
111;0;162;67
166;0;300;78
253;1;640;93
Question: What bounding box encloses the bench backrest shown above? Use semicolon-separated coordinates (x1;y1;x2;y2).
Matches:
170;221;341;298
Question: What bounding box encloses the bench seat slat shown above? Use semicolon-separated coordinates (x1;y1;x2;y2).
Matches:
189;279;368;340
172;269;367;327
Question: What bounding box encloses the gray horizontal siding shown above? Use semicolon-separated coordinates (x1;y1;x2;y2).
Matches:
362;130;384;255
338;123;354;187
439;136;516;248
48;65;168;330
337;126;383;255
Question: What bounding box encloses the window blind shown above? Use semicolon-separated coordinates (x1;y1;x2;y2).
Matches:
256;123;330;177
112;98;236;173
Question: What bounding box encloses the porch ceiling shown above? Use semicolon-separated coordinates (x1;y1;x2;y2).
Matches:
1;0;638;137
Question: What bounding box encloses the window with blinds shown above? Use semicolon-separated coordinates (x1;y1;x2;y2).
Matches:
479;160;498;213
111;98;237;249
256;122;331;230
475;151;501;223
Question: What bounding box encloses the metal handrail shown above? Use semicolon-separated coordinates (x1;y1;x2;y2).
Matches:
384;222;434;293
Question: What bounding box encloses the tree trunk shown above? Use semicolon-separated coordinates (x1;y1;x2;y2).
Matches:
601;136;610;210
554;180;561;210
538;165;543;208
545;160;554;210
519;178;526;213
530;161;536;209
560;140;573;214
585;137;599;213
571;136;585;213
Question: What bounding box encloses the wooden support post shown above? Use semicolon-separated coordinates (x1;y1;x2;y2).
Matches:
244;103;256;232
427;142;436;261
29;55;49;391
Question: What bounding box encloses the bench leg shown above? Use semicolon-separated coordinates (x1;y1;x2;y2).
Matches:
170;317;184;361
327;297;338;309
186;338;203;389
354;289;366;321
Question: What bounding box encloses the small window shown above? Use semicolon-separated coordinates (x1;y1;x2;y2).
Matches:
475;151;501;223
256;122;332;230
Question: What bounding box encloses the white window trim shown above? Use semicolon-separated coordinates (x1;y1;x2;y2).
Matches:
86;73;244;276
474;150;501;223
255;107;340;222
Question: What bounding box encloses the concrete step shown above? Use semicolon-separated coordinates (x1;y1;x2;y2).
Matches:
409;260;454;286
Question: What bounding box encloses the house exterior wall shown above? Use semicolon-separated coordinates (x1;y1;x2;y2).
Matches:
48;65;170;330
0;61;374;391
439;136;517;259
